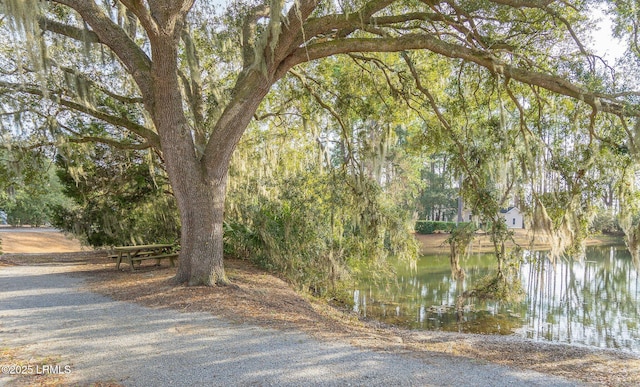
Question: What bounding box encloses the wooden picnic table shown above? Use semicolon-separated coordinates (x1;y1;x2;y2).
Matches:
111;243;178;271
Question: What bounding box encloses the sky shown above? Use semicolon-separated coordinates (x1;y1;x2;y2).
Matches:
590;7;627;61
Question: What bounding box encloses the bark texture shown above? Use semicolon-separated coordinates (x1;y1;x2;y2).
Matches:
146;9;241;286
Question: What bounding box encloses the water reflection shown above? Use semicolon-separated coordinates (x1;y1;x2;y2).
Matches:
352;245;640;352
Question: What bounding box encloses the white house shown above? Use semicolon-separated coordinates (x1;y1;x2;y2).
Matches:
499;206;524;229
459;205;525;229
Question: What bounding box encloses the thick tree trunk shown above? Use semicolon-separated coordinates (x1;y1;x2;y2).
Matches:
148;29;272;286
148;35;229;286
172;175;229;285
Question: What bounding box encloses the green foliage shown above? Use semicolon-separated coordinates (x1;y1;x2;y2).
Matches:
417;155;459;222
5;192;49;226
414;221;472;234
617;164;640;265
460;269;524;305
0;146;72;227
51;145;179;246
590;210;623;235
220;54;425;294
446;222;478;279
447;222;478;255
226;171;418;295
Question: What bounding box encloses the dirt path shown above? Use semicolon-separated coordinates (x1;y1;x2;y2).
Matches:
0;227;86;254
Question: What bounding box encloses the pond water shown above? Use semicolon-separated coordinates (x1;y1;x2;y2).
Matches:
352;245;640;352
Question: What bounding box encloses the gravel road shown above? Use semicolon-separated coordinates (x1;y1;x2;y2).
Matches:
0;264;584;386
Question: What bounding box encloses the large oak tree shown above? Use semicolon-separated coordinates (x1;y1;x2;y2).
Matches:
1;0;638;285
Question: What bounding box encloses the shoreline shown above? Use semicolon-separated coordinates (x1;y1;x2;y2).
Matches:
415;229;625;255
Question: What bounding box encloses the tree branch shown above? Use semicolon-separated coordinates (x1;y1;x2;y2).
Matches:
51;1;153;101
242;4;270;69
66;136;151;150
38;17;101;43
0;80;161;148
487;0;555;8
119;0;160;37
273;0;400;72
277;34;637;116
289;69;360;170
50;63;144;105
53;119;152;150
180;29;207;156
303;12;442;43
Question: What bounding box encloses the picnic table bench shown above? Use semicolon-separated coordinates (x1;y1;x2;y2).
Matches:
110;244;179;271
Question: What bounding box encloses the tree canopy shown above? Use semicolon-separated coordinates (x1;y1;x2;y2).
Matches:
1;0;640;286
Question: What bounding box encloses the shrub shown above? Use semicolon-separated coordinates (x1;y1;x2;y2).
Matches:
415;221;472;234
51;147;179;247
590;210;623;235
225;171;418;295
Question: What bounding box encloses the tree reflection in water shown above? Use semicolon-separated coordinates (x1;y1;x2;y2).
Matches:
352;246;640;352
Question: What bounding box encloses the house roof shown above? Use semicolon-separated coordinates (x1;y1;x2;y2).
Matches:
499;206;519;214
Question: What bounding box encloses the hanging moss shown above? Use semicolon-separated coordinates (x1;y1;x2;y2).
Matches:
225;90;419;295
4;0;49;89
251;0;285;73
530;190;592;261
618;167;640;268
445;223;476;280
456;266;524;312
